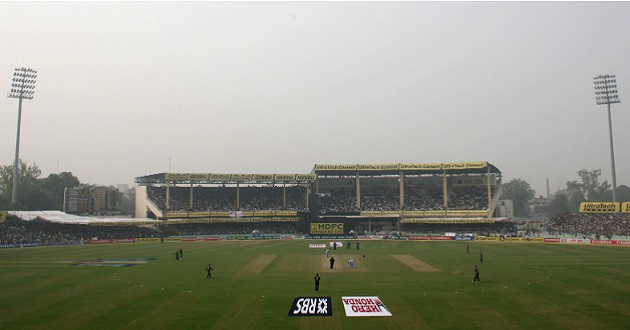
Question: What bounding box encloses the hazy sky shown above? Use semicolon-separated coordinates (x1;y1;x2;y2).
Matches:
1;1;628;197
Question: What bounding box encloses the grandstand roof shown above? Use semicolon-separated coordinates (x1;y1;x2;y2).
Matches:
134;172;317;184
313;161;501;176
8;211;157;225
134;162;501;184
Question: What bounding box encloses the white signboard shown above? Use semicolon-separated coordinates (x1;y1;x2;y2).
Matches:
342;296;392;317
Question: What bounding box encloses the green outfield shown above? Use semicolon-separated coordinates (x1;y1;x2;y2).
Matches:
2;240;630;329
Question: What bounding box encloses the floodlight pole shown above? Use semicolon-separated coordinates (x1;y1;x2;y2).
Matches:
593;74;620;203
7;67;37;205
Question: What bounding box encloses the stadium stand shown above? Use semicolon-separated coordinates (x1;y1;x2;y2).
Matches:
544;213;630;239
1;161;517;246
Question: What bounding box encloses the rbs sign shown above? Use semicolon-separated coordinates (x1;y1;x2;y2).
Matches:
310;223;344;235
288;297;332;316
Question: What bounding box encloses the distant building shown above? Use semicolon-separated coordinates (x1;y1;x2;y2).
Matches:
528;196;550;216
496;200;514;219
64;186;120;214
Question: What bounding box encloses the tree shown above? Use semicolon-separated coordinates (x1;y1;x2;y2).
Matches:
617;185;630;202
502;178;536;217
0;161;82;211
547;192;570;215
0;160;44;209
566;169;611;202
41;172;81;210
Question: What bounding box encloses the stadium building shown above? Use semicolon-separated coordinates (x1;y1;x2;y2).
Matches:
134;161;511;237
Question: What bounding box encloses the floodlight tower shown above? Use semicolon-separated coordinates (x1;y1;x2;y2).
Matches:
593;74;620;203
7;67;37;205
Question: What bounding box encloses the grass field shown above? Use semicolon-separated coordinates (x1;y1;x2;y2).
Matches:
2;240;630;329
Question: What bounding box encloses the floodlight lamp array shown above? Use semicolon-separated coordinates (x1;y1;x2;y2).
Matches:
7;67;37;100
593;74;620;105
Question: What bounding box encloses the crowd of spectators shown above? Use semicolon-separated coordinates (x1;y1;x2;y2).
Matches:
362;189;400;211
544;213;630;238
148;184;489;215
148;186;308;212
400;221;515;236
0;217;159;246
318;190;357;213
0;216;298;246
159;222;298;236
318;186;490;213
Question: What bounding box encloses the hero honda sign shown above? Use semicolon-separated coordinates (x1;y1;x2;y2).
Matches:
342;296;392;317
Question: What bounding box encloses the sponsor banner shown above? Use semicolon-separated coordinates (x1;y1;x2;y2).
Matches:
591;240;613;245
137;238;161;242
424;210;446;217
544;238;561;243
295;174;317;181
309;244;326;248
203;236;220;241
357;164;400;171
446;210;469;217
275;210;298;216
407;236;452;241
189;212;211;218
467;210;489;217
225;235;250;240
381;211;400;216
181;237;198;242
253;235;281;240
1;243;44;248
361;211;382;216
342;297;392;317
288;297;332;317
560;238;591;244
399;163;441;171
311;223;344;235
380;163;400;171
253;174;274;181
89;239;113;244
579;202;620;213
188;173;209;180
306;235;353;239
329;241;344;248
112;238;135;244
475;236;499;241
616;240;630;246
162;237;182;242
254;211;275;217
315;164;357;171
165;173;188;180
357;164;381;171
209;173;231;181
166;212;188;218
402;210;424;217
453;236;474;241
623;202;630;213
231;174;253;181
274;174;296;182
209;212;230;217
442;161;487;170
